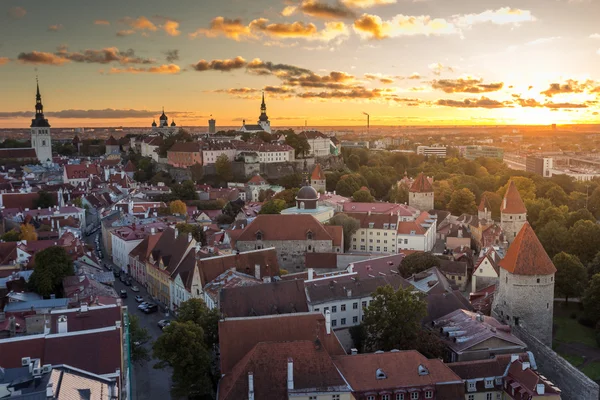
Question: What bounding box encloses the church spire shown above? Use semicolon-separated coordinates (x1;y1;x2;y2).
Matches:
31;78;50;128
258;91;269;122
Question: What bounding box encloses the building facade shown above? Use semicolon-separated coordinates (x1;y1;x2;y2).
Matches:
417;145;447;158
526;156;553;177
465;145;504;161
310;163;326;193
409;173;434;212
167;142;203;168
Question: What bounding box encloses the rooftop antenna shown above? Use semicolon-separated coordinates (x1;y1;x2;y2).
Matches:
363;112;370;135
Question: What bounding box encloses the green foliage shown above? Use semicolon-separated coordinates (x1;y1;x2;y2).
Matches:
129;314;151;363
335;174;368;197
277;173;303;189
169;200;187;215
353;188;375;202
567;208;595;228
171;180;198;201
569;220;600;264
433;180;453;210
568;191;588;211
190;163;204;183
158;129;193;158
258;189;275;202
588;187;600;218
536;206;568;229
497;176;536;202
187;199;226;210
153;321;214;399
347;154;360;171
259;199;287;214
525;198;552;229
1;229;20;242
537;221;569;259
219;199;245;224
480;191;502;220
387;184;409;204
0;139;30;148
284;132;310;158
349;324;367;353
447;188;477;215
545;185;569;207
176;223;207;246
583;274;600;325
53;142;76;156
553;252;587;303
28;246;74;298
215;154;233;182
328;213;360;252
325;170;347;192
176;298;220;349
273;188;299;208
398;252;441;278
588;252;600;279
34;191;55;209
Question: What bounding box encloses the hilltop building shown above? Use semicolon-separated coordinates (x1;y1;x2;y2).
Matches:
151;108;177;135
492;222;556;346
105;136;120;155
409;173;434;211
500;180;527;244
30;81;52;164
239;92;271;133
280;181;334;223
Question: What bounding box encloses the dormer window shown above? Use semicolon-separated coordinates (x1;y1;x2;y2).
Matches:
256;232;263;240
485;378;494;388
368;222;374;229
307;231;313;240
376;368;387;380
383;223;389;229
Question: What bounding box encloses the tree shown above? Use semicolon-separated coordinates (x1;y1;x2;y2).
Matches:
328;213;360;252
433;180;453;210
129;314;151;363
153;321;214;399
335;174;368;197
537;221;569;259
273;188;299;207
285;132;310;158
172;180;198;201
258;199;287;214
1;229;20;242
569;220;600;264
497;176;536;202
176;298;220;349
545;185;569;207
176;223;207;246
363;285;428;352
587;187;600;218
525;198;552;229
553;252;587;303
569;191;587;211
347;154;360;171
169;200;187;216
34;191;55;209
535;206;568;230
588;252;600;278
215;154;233;182
387;184;409;204
28;246;74;298
567;208;596;228
480;191;502;220
19;224;38;241
190;163;204;182
447;188;477;215
258;189;275;202
398;252;441;277
353;189;375;202
583;274;600;325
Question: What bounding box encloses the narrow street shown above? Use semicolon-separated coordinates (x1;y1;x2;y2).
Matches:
86;231;173;400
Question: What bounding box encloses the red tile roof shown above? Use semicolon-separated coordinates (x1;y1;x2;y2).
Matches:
105;136;118;145
48;306;122;334
311;164;325;180
499;223;556;276
333;350;463;392
198;248;280;286
501;180;527;214
0;148;37;159
409;173;433;193
236;215;337;242
247;174;267;185
64;164;102;180
219;312;346;374
168;141;202;153
478;194;492;212
123;160;136;172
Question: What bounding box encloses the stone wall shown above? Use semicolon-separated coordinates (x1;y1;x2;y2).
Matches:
409;192;434;212
512;325;599;400
500;212;526;244
236;239;333;271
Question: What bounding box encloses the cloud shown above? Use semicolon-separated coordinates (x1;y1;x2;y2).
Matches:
120;16;158;32
164;49;179;63
264;85;296;94
353;13;457;40
117;30;136;37
246;58;312;76
516;98;589;108
191;56;247;72
0;57;10;66
214;87;258;94
49;109;167;119
525;37;561;46
342;0;397;8
282;6;298;16
428;62;454;76
436;97;507;108
364;73;394;84
298;0;356;19
249;19;318;38
285;71;356;89
108;64;181;74
408;73;421;79
57;47;154;65
8;6;26;19
189;17;252;41
432;78;504;93
590;33;600;39
540;80;591;97
48;24;64;32
17;51;70;66
94;20;111;26
454;7;536;27
163;20;181;36
298;87;384;99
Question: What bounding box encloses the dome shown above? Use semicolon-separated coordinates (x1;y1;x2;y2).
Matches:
171;120;176;127
297;185;318;200
152;120;157;127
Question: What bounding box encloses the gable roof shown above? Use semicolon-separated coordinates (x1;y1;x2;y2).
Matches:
499;223;556;276
123;160;136;172
409;173;433;193
478;194;492;212
218;312;346;374
168;141;202;153
197;248;280;286
501;180;527;214
220;279;308;318
236;215;335;242
311;164;325;180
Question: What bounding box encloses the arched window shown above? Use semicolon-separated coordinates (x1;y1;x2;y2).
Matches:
307;231;313;240
256;232;262;240
300;202;305;210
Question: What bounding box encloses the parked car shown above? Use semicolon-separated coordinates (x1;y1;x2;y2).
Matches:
120;290;128;299
131;286;140;292
143;304;158;314
124;280;132;287
158;320;171;330
138;302;150;310
134;295;144;303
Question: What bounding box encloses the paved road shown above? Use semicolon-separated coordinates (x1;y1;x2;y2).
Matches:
86;231;172;400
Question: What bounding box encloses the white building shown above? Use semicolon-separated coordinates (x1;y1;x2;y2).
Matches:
30;82;53;164
417;145;447;158
140;136;163;162
202;142;237;164
235;142;295;164
300;131;331;157
151;108;178;135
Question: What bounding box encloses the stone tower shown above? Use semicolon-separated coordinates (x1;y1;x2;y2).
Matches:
310;164;326;193
257;92;271;133
500;180;527;244
408;173;434;211
30;80;52;164
492;222;556;346
478;194;492;221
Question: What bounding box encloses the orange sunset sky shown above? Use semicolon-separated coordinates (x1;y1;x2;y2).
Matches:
2;0;600;128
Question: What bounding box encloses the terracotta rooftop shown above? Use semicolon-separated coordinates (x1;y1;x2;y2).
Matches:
478;194;492;212
499;223;556;276
311;164;325;181
168;141;202;153
105;136;118;146
236;214;337;242
123;160;136;172
409;173;433;193
501;180;527;214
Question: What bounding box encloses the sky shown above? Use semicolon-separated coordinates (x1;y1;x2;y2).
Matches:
2;0;600;128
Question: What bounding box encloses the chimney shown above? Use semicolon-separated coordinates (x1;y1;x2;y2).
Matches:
536;383;545;395
511;354;519;363
46;383;53;399
347;288;352;297
350;348;358;355
522;362;530;370
57;315;68;334
8;316;16;337
188;232;193;243
287;358;294;391
325;310;331;334
254;264;261;280
248;372;255;400
174;229;179;239
308;268;314;281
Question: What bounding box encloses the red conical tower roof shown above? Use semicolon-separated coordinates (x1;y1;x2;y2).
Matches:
501;180;527;214
409;173;433;193
499;222;556;276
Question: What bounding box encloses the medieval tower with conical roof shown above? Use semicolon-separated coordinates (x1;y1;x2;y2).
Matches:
500;180;527;244
310;164;326;193
30;80;52;164
408;173;434;211
492;222;556;346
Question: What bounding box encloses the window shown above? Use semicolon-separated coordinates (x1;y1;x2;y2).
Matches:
332;306;337;313
425;392;433;399
468;382;476;391
537;278;540;283
341;304;346;311
411;393;419;400
324;307;329;312
485;378;494;388
353;302;358;309
309;396;317;400
362;301;367;308
307;231;313;240
486;394;493;400
404;239;408;244
332;396;340;400
382;395;390;400
396;394;404;400
331;319;337;327
367;396;375;400
353;316;358;323
468;396;475;400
